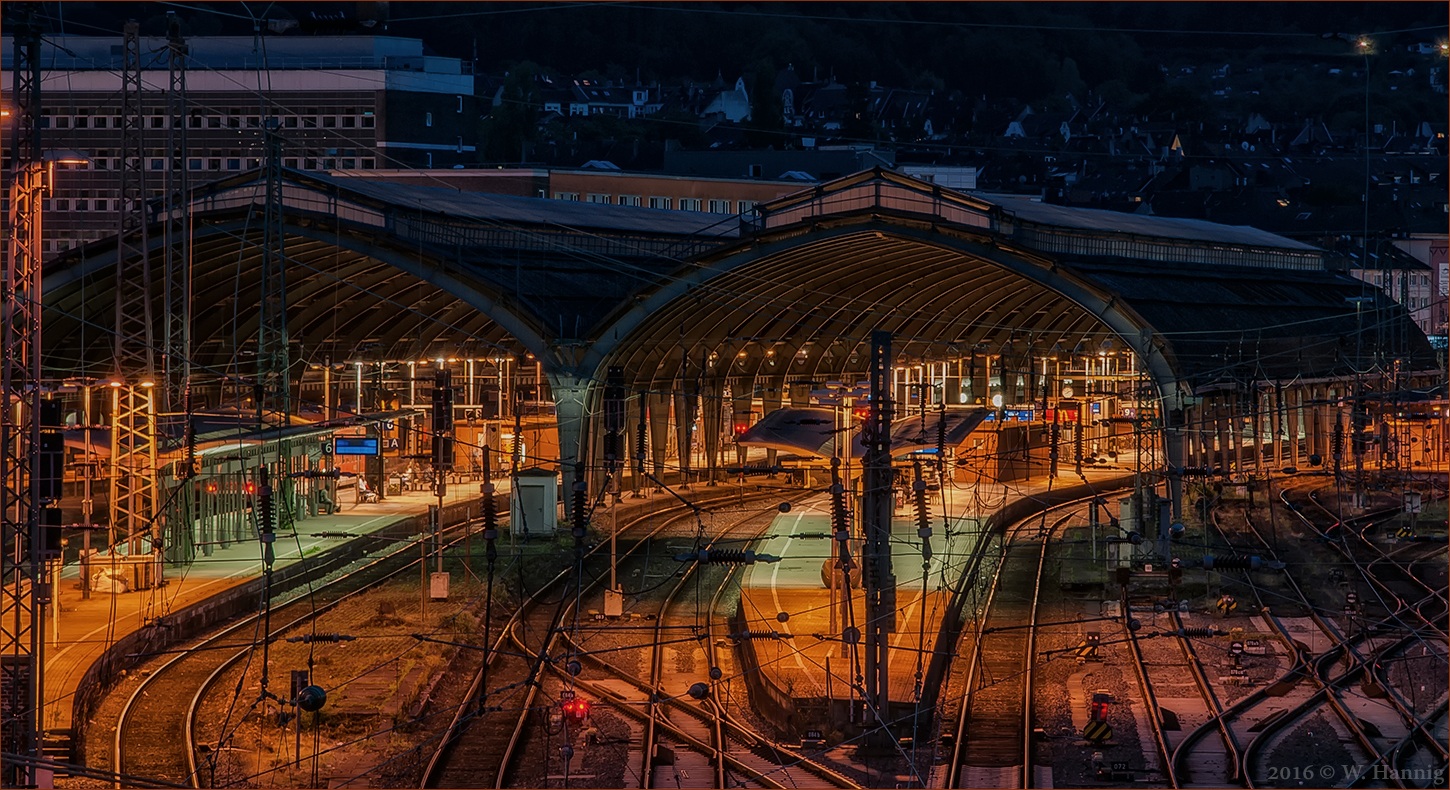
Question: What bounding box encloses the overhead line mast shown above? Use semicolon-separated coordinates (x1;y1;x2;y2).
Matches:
862;330;896;736
162;12;198;566
110;21;163;593
164;13;194;418
1;6;47;785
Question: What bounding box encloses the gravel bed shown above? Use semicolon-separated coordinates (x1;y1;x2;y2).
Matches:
1263;712;1357;787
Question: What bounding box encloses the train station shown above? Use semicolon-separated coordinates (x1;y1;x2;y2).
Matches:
10;152;1448;786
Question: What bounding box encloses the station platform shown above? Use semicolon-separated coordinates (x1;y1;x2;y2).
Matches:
735;467;1134;739
38;483;488;742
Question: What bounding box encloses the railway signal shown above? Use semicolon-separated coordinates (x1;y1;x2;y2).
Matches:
562;697;591;725
1090;692;1111;722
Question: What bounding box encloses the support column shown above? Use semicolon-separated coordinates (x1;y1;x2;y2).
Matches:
1189;404;1208;469
701;377;723;482
1252;387;1265;479
729;377;754;466
1226;394;1242;478
760;377;785;469
789;380;813;407
1285;387;1301;467
674;388;694;486
1212;397;1223;472
626;389;644;493
1304;387;1322;462
548;372;590;526
1164;400;1187;523
648;391;671;482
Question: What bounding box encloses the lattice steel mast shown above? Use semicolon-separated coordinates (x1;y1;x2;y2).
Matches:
2;7;47;784
259;121;290;425
109;22;163;595
161;14;197;564
163;14;192;414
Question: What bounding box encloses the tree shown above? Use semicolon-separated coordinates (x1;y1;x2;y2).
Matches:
746;64;786;147
481;62;544;164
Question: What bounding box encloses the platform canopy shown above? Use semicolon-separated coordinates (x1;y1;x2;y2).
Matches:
737;406;988;459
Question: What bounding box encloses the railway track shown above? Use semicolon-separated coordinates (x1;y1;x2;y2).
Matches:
563;499;861;789
112;518;480;788
421;486;798;788
1158;480;1448;788
943;508;1067;788
1260;484;1449;784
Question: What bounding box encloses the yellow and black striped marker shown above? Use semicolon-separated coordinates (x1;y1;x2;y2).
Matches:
1084;721;1113;742
1396;526;1414;539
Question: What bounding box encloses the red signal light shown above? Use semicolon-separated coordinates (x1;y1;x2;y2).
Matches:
562;698;590;723
1090;692;1111;722
244;481;256;495
733;421;750;439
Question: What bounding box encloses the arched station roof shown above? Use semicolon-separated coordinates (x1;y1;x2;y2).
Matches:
41;167;1434;402
43;168;741;379
589;169;1433;402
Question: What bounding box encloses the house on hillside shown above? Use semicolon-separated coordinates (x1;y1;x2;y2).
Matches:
569;80;662;119
701;76;751;123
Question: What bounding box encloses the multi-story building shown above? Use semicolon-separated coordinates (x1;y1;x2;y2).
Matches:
1348;241;1443;339
2;34;476;255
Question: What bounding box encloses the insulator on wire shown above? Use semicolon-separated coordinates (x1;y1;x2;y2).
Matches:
912;461;933;564
1203;554;1262;570
571;462;587;540
912;462;931;537
635;388;648;476
727;630;789;641
182;386;197;480
1178;627;1218;638
829;457;851;539
674;549;781;564
936;404;947;477
481;452;499;550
